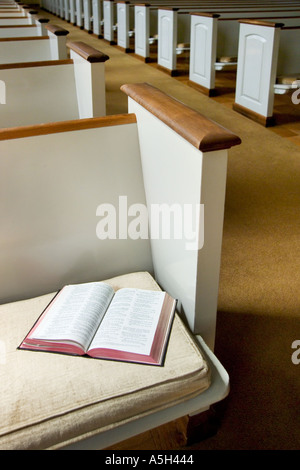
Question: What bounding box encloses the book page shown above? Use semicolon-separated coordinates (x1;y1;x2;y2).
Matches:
28;282;114;350
89;288;165;355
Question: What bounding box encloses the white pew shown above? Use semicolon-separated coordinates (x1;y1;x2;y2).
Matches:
189;12;300;96
0;24;69;64
160;6;300;75
0;16;50;37
0;8;25;16
0;9;38;25
83;0;92;32
0;83;241;450
75;0;84;27
91;0;103;37
233;20;300;126
116;0;135;51
0;41;109;124
103;0;117;44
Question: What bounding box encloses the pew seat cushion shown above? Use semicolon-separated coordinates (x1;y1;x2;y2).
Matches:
216;56;237;63
276;74;300;85
0;271;210;450
177;43;190;49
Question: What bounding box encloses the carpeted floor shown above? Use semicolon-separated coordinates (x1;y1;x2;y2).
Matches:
35;11;300;449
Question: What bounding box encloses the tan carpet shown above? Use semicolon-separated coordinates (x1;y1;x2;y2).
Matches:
30;11;300;449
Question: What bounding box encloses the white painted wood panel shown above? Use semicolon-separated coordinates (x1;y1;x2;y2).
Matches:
189;15;218;91
0;122;152;304
235;22;281;118
158;9;177;71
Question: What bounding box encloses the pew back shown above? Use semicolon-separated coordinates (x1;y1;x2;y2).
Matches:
0;83;241;348
234;20;300;124
0;114;151;305
0;25;69;64
0;41;109;126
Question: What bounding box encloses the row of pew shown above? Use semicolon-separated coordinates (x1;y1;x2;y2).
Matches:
42;0;300;125
0;1;110;125
0;0;241;451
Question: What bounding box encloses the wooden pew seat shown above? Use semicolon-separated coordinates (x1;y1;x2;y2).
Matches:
276;74;300;85
0;271;210;450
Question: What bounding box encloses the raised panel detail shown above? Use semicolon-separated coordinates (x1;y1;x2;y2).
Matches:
241;34;266;102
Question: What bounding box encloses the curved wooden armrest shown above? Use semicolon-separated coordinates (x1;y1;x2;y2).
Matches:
45;24;70;36
34;16;50;23
239;19;284;28
190;12;220;18
160;7;179;11
121;83;241;152
67;41;109;62
0;114;136;141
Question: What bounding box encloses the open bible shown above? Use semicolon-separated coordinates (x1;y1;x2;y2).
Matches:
19;281;177;366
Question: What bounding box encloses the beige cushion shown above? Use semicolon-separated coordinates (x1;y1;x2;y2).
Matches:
216;56;237;63
177;43;190;49
276;74;300;85
0;272;210;450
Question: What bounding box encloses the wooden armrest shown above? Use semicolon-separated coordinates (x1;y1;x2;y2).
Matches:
160;7;179;11
45;24;69;36
190;12;220;18
239;19;284;28
0;59;73;70
67;41;109;62
0;114;136;141
0;24;36;28
121;83;241;152
34;16;50;23
0;36;49;41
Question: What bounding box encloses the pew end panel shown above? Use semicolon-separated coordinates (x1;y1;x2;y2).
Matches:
134;4;149;59
68;41;109;117
233;20;283;126
121;83;241;349
117;1;131;52
157;8;179;75
92;0;103;37
103;0;116;44
189;13;220;96
45;23;70;60
0;83;241;449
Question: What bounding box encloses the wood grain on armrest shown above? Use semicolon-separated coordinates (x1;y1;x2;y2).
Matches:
0;114;136;141
34;16;50;23
45;24;69;36
67;41;109;62
190;12;220;18
0;35;49;41
0;59;73;69
0;24;36;28
239;19;284;28
121;83;241;152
